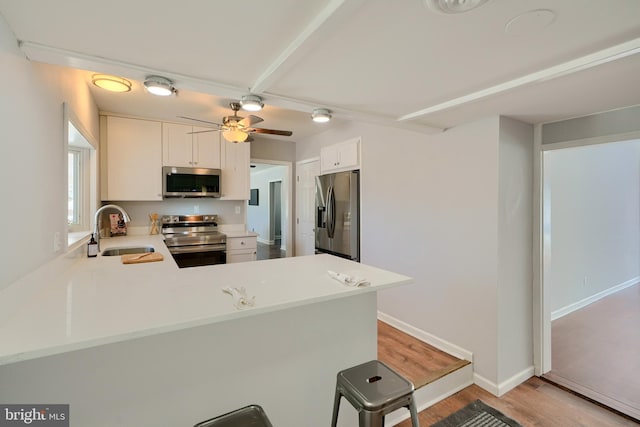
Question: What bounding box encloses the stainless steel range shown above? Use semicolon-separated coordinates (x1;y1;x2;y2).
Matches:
161;214;226;268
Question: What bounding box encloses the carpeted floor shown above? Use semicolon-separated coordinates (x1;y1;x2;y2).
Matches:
431;400;522;427
545;283;640;420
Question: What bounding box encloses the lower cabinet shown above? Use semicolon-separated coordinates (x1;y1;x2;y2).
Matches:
226;235;257;263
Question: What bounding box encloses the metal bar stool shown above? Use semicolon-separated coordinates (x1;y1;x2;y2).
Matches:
331;360;420;427
194;404;273;427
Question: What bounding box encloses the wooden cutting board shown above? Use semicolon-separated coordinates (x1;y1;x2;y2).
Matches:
121;252;164;264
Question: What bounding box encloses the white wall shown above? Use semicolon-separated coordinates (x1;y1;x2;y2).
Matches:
297;116;534;390
0;16;99;290
544;139;640;313
497;117;533;384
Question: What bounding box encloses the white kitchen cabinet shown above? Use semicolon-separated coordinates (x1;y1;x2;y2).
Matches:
102;116;162;201
162;122;221;168
320;137;361;174
226;235;257;263
220;140;250;200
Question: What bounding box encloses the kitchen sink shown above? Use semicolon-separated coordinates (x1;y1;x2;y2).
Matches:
101;246;155;256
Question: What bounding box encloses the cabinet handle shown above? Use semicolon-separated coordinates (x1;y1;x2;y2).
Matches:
241;241;245;245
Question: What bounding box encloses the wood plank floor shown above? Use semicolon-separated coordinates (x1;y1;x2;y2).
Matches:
545;283;640;420
396;377;638;427
378;320;637;426
378;320;469;389
256;239;285;260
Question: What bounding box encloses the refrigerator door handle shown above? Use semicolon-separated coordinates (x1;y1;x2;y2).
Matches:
327;185;336;238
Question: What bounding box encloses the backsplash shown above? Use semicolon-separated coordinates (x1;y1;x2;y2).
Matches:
103;199;246;228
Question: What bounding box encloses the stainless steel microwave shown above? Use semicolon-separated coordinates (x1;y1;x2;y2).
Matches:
162;166;221;198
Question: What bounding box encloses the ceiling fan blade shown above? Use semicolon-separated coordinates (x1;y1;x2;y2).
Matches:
187;129;219;134
249;128;293;136
177;115;222;127
239;115;263;127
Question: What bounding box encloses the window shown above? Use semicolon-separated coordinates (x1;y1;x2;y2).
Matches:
65;104;97;247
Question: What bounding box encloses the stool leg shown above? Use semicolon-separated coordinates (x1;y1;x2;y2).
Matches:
330;389;341;427
359;410;384;427
408;399;420;427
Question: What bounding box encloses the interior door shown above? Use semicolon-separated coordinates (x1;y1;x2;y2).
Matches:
295;159;319;256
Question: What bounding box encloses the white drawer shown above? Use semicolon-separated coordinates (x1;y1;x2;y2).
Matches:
226;237;257;250
227;252;257;263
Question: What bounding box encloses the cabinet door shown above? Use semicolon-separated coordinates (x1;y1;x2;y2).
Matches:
105;116;162;201
220;141;250;200
336;139;359;169
320;145;339;172
193;128;221;168
162;123;194;167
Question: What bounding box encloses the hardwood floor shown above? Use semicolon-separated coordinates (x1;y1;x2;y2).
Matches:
545;283;640;420
378;320;469;389
378;320;637;427
396;377;638;427
256;238;285;260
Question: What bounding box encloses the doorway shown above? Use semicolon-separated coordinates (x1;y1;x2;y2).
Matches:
269;181;282;243
538;137;640;419
248;159;292;259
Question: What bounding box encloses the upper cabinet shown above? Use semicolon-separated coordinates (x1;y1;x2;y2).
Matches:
220;140;250;200
101;115;250;202
162;123;221;169
101;116;162;201
320;137;361;174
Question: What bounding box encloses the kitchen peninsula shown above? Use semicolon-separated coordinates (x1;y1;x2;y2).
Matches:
0;235;412;427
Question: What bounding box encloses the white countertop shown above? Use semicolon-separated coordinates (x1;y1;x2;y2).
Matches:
0;234;412;366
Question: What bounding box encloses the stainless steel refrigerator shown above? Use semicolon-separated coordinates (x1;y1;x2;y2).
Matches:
315;170;360;261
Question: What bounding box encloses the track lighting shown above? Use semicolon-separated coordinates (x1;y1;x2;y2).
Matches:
144;76;176;96
240;95;264;112
92;74;132;93
311;108;332;123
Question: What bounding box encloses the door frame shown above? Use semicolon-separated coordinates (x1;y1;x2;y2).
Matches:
250;158;293;257
533;127;640;375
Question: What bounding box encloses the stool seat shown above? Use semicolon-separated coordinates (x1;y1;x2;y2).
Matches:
194;404;272;427
331;360;420;427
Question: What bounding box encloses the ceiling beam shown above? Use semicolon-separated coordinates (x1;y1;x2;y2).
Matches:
398;37;640;122
249;0;367;94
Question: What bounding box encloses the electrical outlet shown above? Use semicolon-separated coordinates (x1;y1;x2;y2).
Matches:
53;231;62;252
235;205;241;214
194;205;200;214
583;277;587;287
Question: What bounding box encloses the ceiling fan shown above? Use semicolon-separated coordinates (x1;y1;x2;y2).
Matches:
178;102;293;143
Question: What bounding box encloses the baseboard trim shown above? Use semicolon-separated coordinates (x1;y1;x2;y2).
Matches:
386;364;474;426
551;276;639;321
474;366;534;397
377;312;473;362
256;237;274;245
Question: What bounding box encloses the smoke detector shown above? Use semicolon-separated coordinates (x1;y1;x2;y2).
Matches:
425;0;489;14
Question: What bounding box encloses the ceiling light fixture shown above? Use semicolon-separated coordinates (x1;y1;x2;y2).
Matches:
311;108;332;123
223;128;249;143
240;95;264;112
425;0;489;14
144;76;176;96
92;74;132;93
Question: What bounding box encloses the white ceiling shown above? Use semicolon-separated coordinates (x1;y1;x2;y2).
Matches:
1;0;639;140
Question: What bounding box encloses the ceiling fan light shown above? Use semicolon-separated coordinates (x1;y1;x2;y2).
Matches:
240;95;264;112
92;74;132;92
144;76;175;96
312;108;331;123
425;0;489;14
223;128;249;143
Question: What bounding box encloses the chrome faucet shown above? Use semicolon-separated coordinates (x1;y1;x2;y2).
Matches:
93;204;131;252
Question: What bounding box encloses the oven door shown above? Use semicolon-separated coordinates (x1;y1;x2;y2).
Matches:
168;244;227;268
